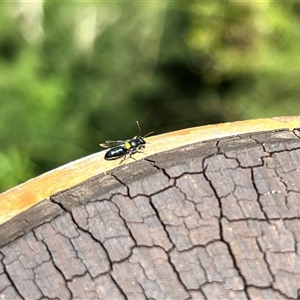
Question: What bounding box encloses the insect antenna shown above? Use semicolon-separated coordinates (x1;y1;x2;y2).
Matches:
136;121;142;136
136;121;153;138
144;131;154;138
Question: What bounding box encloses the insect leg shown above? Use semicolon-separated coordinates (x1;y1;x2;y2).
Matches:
135;144;145;154
119;154;128;164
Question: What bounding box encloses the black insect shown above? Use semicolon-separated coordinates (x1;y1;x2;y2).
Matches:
100;121;153;164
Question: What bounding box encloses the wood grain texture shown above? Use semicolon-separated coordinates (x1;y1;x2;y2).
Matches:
1;128;300;299
0;116;300;226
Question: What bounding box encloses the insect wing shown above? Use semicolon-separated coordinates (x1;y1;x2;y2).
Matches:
100;140;125;148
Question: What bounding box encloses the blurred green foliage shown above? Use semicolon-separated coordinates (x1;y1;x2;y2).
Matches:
0;1;299;192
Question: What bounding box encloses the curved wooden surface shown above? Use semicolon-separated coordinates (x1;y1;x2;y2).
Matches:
0;117;300;299
0;116;300;226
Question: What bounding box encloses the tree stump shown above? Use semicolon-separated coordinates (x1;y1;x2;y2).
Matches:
0;117;300;299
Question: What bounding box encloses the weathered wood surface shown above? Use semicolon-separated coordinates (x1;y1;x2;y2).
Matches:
1;116;300;226
1;129;300;299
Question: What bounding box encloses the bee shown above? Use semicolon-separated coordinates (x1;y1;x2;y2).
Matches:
100;121;153;164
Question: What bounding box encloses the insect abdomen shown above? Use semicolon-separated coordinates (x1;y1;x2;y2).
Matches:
104;146;126;160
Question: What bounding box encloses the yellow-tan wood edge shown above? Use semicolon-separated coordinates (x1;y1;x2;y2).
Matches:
0;116;299;225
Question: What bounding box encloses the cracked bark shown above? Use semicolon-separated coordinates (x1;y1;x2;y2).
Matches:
1;129;300;299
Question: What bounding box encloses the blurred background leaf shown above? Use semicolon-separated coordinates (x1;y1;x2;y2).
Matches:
0;1;299;192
